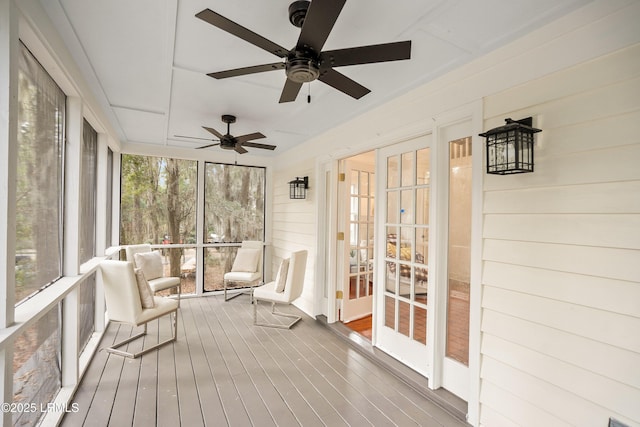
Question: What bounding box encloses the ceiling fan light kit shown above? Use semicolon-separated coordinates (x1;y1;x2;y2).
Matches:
196;0;412;103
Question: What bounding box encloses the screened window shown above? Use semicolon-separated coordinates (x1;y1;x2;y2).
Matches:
203;163;265;243
12;305;61;426
120;155;197;293
120;155;197;245
80;119;97;263
15;42;65;305
203;163;265;292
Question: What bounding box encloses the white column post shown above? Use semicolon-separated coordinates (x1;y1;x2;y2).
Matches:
0;0;19;424
61;97;83;389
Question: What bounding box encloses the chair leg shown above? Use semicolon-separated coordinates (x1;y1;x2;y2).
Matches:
224;280;252;301
105;310;178;358
253;300;302;329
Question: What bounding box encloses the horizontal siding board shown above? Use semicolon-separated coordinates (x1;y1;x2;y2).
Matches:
482;285;640;353
479;379;566;427
483;239;640;282
484;143;640;191
483;43;640;119
484;180;640;214
481;334;640;422
483;213;640;249
481;356;631;427
482;309;640;388
479;404;521;427
539;110;640;156
483;261;640;318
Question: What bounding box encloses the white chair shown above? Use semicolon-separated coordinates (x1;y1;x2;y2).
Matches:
252;250;307;329
100;260;179;358
125;244;181;305
223;241;263;301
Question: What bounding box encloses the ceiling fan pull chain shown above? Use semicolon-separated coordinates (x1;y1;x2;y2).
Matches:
307;82;311;104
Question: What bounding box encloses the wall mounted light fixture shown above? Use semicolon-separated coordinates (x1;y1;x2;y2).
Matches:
289;176;309;199
479;117;541;175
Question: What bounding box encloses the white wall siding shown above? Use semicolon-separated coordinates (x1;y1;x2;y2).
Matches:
271;161;316;315
481;41;640;427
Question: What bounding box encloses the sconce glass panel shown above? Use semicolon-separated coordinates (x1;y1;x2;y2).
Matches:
289;176;308;199
481;118;540;175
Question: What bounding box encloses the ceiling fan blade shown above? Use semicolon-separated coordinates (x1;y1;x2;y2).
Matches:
243;142;277;151
195;9;289;57
235;132;266;144
202;126;224;139
297;0;346;53
318;68;370;99
279;79;303;103
234;144;248;154
321;41;412;68
174;135;218;141
208;62;285;79
196;142;221;150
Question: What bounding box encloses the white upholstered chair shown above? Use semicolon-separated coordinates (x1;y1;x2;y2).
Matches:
100;260;179;358
223;240;263;301
252;250;307;329
125;244;181;305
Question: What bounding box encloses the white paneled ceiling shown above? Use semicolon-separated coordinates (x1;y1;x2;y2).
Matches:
41;0;593;156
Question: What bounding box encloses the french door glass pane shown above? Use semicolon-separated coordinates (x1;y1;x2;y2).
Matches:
384;147;430;344
446;137;472;365
387;156;399;188
387;191;398;224
401;152;414;187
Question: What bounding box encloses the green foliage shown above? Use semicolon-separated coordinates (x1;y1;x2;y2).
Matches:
120;155;197;245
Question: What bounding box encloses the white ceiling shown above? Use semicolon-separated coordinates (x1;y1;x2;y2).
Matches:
40;0;593;157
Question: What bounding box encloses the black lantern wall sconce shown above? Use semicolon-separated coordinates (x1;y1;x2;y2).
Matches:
289;176;309;199
479;117;542;175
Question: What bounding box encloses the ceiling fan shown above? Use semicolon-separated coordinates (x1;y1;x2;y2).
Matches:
182;115;276;154
196;0;412;103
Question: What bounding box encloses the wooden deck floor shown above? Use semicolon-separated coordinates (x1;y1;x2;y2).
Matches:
61;295;468;427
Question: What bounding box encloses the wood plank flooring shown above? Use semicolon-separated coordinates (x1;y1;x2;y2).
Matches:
61;295;468;427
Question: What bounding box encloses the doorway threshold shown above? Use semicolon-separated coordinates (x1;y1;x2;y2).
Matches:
316;315;469;425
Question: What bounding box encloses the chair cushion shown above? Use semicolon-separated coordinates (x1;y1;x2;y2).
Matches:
231;248;260;272
275;258;289;292
134;268;156;308
148;276;180;293
224;271;261;283
253;281;290;303
134;251;163;280
135;296;179;326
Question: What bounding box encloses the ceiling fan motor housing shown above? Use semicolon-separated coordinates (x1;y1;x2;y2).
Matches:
220;136;237;149
286;49;320;83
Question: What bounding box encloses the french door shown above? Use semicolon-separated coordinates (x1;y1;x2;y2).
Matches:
340;157;375;323
375;135;431;375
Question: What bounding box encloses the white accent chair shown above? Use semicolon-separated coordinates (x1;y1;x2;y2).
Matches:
223;241;263;301
252;250;307;329
100;260;179;358
125;244;181;305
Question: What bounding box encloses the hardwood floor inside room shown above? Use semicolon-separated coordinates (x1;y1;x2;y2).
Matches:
344;314;373;340
62;296;468;426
